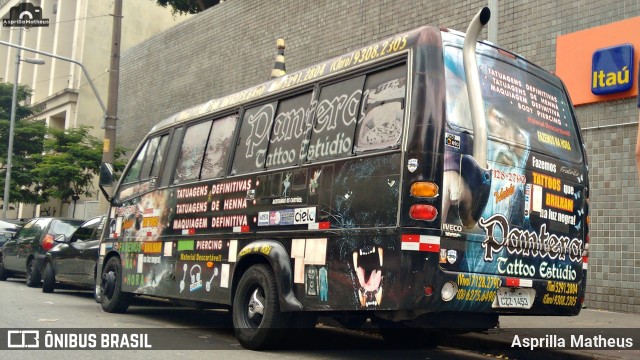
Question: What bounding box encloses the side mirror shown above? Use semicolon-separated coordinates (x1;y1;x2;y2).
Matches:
54;234;67;243
99;163;115;203
99;163;115;187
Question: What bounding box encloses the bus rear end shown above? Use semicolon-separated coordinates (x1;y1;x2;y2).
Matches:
404;13;589;322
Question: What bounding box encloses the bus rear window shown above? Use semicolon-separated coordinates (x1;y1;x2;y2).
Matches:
444;46;582;164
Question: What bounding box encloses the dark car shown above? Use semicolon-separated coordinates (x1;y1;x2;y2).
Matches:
0;220;22;251
0;217;84;286
42;215;106;293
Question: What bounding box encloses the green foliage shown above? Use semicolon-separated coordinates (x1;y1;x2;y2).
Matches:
0;83;47;205
0;83;128;208
155;0;221;15
0;82;33;120
31;126;128;204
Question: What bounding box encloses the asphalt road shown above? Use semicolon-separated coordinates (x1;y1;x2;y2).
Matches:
0;278;622;359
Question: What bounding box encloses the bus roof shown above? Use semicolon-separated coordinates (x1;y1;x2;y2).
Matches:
150;25;441;133
150;24;563;135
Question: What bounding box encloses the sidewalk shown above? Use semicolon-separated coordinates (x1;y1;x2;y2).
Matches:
499;308;640;329
461;309;640;359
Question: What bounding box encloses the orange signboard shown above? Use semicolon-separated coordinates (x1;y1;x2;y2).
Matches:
556;16;640;106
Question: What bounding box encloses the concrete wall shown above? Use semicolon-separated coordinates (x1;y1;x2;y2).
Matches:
117;0;640;313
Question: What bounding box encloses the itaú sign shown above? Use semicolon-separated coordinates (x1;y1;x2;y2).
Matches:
591;44;634;95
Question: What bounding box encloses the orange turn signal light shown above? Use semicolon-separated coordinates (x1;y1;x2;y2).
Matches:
410;182;439;198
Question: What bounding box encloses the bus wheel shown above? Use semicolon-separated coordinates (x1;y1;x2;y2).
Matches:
232;264;290;350
100;256;132;313
42;261;56;293
26;258;41;287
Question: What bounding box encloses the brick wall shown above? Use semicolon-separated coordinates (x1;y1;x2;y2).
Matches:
118;0;640;313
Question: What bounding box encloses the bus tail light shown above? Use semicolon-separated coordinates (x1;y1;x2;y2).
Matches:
42;234;55;252
409;204;438;221
424;285;434;296
410;182;439;198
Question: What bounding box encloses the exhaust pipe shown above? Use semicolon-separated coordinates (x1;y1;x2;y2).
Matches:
463;7;491;168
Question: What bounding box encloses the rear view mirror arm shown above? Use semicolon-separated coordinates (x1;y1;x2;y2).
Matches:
98;185;113;204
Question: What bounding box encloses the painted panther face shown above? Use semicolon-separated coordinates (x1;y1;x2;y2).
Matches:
354;245;384;307
330;155;401;309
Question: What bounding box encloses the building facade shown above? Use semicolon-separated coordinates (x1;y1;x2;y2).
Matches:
116;0;640;313
0;0;188;219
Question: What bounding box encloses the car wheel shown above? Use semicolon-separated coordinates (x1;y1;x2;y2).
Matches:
42;261;56;293
93;284;101;303
0;257;9;281
100;256;132;313
232;264;290;350
26;258;41;287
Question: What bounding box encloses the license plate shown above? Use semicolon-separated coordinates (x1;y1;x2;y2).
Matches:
492;287;535;309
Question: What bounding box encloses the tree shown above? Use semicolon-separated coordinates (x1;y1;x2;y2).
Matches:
32;126;127;215
155;0;221;15
0;83;47;206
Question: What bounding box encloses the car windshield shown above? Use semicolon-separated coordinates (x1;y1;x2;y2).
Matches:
49;219;84;237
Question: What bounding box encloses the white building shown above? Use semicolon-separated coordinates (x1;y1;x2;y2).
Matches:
0;0;188;219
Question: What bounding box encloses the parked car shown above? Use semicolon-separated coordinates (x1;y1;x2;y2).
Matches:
42;215;106;293
0;220;22;251
0;217;84;286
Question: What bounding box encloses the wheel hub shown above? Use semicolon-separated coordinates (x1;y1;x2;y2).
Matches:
102;271;116;298
247;288;264;320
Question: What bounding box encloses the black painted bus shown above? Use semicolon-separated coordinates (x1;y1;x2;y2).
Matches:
96;8;589;349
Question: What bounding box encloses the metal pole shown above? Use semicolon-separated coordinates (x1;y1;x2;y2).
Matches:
0;40;106;115
2;27;23;220
103;0;123;165
488;0;498;44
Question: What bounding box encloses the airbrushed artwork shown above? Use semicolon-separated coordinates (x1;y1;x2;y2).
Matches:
441;46;586;305
329;155;401;309
103;59;407;310
92;13;594;351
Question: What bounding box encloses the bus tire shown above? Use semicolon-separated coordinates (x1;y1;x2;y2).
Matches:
100;256;132;313
232;264;291;350
26;258;41;287
42;261;56;293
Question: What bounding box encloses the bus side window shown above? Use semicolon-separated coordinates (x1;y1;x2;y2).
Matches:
159;127;184;188
149;135;169;178
265;92;314;170
174;120;214;183
139;134;169;179
354;64;407;152
121;141;149;184
308;76;365;162
232;102;277;175
117;133;170;201
201;115;238;180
